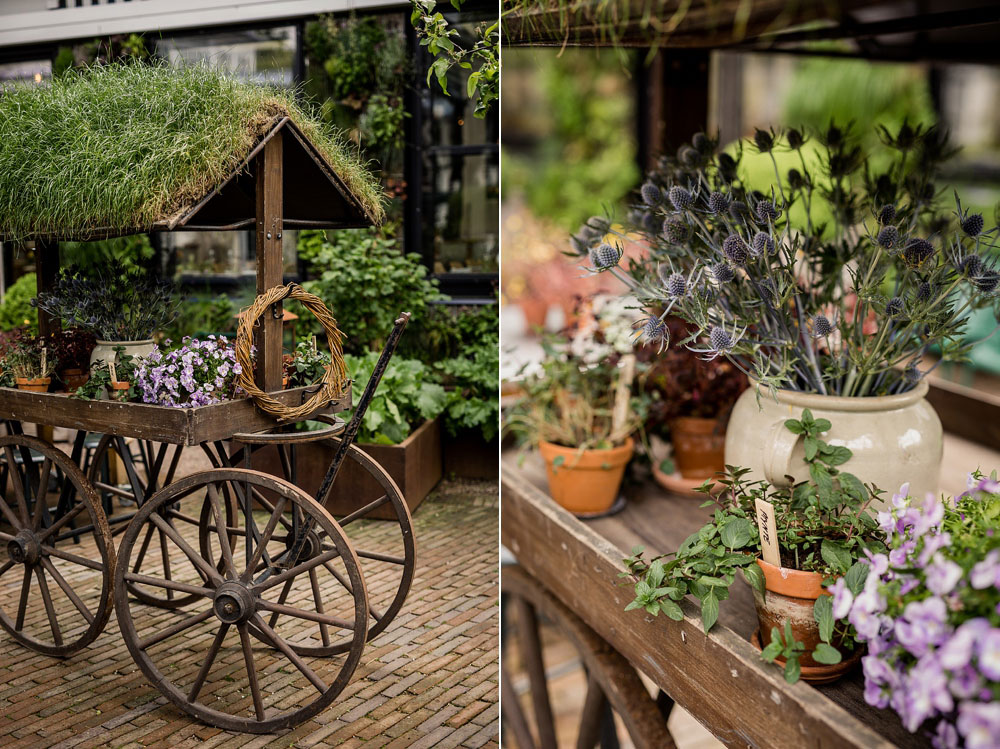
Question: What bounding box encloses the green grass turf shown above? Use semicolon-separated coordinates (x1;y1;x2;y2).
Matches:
0;62;385;240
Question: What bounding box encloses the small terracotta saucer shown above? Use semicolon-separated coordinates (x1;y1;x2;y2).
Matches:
651;463;721;498
749;628;863;685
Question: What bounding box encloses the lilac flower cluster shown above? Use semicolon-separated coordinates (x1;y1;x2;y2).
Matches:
831;475;1000;748
134;336;242;408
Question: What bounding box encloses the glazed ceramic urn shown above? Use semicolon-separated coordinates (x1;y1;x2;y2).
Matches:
725;379;942;504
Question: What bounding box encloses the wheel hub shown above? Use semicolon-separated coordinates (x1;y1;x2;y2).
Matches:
285;528;321;564
213;581;255;624
7;529;40;566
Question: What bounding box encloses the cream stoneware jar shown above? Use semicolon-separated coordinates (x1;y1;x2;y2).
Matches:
725;379;941;505
90;339;156;369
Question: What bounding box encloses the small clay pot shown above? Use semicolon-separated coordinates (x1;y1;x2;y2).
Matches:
109;381;131;402
750;559;860;684
62;368;89;392
669;416;726;479
538;438;634;516
16;377;51;393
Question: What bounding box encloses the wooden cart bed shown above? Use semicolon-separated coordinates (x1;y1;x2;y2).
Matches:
0;384;351;445
502;453;930;749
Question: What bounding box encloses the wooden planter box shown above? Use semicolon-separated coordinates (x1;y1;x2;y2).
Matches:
246;417;443;519
442;428;498;479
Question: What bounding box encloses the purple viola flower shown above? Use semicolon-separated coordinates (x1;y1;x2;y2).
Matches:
977;629;1000;681
970;550;1000;590
956;701;1000;749
949;665;983;699
931;719;959;749
925;553;964;596
849;588;886;640
939;619;991;671
895;597;950;658
829;577;854;619
912;493;946;537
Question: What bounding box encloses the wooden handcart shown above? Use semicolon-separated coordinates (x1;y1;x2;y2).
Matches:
0;120;416;733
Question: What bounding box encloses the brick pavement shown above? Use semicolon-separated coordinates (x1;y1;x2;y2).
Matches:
0;476;499;748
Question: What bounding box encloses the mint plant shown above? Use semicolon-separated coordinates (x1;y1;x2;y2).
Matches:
621;408;884;682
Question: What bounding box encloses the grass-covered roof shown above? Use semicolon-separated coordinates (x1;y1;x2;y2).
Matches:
0;63;385;241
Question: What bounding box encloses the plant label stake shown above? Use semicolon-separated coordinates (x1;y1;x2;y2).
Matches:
109;361;118;385
755;497;781;568
40;347;47;377
611;354;636;443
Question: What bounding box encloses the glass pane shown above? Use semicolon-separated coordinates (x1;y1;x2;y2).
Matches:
0;59;51;87
155;27;297;86
423;151;499;273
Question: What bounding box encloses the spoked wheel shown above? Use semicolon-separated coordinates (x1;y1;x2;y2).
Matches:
0;435;115;656
88;435;236;610
115;468;368;733
220;437;414;655
502;565;676;749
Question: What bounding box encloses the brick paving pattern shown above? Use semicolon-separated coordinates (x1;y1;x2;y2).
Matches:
0;475;499;748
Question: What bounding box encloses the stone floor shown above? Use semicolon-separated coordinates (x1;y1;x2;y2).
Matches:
0;469;499;749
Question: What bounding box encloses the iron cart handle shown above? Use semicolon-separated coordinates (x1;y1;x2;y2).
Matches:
314;312;411;507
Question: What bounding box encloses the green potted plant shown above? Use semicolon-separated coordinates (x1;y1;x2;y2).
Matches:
72;346;140;402
507;335;643;516
44;328;96;391
32;266;178;371
575;124;1000;500
5;339;56;392
622;409;885;684
641;316;746;488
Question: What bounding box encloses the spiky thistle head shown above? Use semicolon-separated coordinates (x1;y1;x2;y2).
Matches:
915;281;933;303
810;314;834;338
662;217;689;244
665;272;687;298
634;315;669;351
668;185;693;211
717;153;738;181
590;243;621;270
974;270;1000;295
752;232;775;257
711;261;735;284
707;191;730;214
957;254;984;278
878;204;896;225
786;169;804;190
885;297;905;318
640;182;661;206
723;235;749;266
962;213;985;237
755;200;780;222
902;238;936;269
753;128;774;153
786;128;805;150
877;225;899;249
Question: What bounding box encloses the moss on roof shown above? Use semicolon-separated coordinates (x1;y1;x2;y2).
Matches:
0;63;385;240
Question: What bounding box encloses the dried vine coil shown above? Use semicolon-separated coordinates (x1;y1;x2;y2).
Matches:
235;283;347;422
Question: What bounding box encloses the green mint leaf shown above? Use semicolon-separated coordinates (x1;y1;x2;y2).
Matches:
701;590;719;633
813;595;834;642
812;643;843;665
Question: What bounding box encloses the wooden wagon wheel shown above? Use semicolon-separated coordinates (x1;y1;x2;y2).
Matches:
221;437;414;655
114;468;368;733
86;436;237;610
502;565;676;749
0;435;115;656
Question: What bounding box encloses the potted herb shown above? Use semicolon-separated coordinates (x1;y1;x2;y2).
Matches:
44;328;96;391
623;409;884;684
642;316;746;485
836;471;1000;745
576;124;999;499
132;337;240;407
5;339;56;392
32;266;178;370
72;346;140;401
507;335;643;516
283;339;331;388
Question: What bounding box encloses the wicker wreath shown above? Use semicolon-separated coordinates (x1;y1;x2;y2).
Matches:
235;283;347;422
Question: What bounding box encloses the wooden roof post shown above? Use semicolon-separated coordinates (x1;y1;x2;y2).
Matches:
255;130;284;393
35;238;60;337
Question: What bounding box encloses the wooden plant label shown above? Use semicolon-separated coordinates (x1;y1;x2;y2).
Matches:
109;361;118;384
754;497;781;568
40;347;47;375
610;353;636;442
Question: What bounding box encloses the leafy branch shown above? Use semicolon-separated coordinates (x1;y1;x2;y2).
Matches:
410;0;498;119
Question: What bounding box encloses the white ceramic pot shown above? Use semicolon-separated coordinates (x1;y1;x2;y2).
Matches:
724;379;942;505
90;339;155;369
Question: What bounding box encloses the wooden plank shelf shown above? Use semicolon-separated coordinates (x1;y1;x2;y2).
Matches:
0;384;351;446
501;452;929;749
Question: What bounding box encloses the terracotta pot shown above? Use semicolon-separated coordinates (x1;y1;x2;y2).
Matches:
670;416;726;479
109;381;131;402
750;559;860;685
538;438;634;516
90;339;155;370
725;379;941;507
62;368;89;391
15;377;51;393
